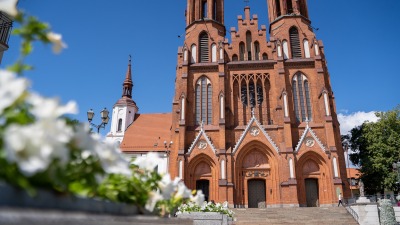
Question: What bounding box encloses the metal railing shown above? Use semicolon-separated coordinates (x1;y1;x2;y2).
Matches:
345;205;359;222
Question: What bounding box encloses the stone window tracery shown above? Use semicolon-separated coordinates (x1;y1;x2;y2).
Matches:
292;73;312;122
196;76;212;125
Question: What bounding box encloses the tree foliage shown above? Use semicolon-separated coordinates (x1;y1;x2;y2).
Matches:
345;105;400;194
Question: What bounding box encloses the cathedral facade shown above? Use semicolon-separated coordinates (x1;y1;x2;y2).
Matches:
115;0;349;208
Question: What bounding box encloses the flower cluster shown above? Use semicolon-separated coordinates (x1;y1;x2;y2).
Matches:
132;153;205;214
0;0;205;216
177;201;235;218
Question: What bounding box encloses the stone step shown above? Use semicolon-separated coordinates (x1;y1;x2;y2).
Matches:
231;207;358;225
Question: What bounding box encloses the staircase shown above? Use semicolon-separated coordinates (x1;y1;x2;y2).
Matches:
232;207;358;225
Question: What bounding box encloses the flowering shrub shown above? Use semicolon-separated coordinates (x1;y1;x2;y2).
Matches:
177;201;235;218
0;0;204;216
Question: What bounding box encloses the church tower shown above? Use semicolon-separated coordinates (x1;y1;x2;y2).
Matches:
168;0;349;207
106;56;138;145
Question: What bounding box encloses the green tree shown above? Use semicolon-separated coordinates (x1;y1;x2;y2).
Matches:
346;105;400;194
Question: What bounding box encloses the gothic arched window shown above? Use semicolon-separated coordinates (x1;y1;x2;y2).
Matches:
199;32;209;62
287;0;293;14
202;0;208;18
292;73;312;122
289;27;301;58
246;31;252;61
254;41;260;60
275;0;281;17
239;42;245;61
117;119;122;132
262;53;268;60
232;54;238;61
196;76;212;125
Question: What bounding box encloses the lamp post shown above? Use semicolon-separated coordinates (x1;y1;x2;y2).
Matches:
164;140;173;173
87;108;110;133
344;143;354;199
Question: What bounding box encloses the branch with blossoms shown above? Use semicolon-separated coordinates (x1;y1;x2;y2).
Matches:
1;0;67;75
0;0;205;215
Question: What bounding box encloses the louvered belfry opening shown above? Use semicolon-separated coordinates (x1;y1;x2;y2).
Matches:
199;32;209;62
289;27;302;58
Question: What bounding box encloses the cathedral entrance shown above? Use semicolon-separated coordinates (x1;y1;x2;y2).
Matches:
305;178;319;207
196;180;210;202
247;179;266;208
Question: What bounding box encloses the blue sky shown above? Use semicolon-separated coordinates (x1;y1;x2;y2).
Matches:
1;0;399;136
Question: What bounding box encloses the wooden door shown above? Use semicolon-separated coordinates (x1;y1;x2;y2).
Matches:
305;178;319;207
247;179;266;208
196;180;210;202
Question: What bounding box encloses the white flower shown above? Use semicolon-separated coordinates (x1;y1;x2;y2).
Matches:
191;190;205;206
158;174;180;200
94;140;131;176
4;119;73;176
145;191;163;212
0;70;28;114
27;93;77;120
132;152;161;171
175;182;192;199
46;32;67;54
0;0;18;17
222;201;228;208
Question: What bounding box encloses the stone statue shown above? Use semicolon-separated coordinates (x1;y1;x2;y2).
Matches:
359;179;365;197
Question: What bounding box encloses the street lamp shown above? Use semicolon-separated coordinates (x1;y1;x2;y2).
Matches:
87;108;110;133
344;143;354;200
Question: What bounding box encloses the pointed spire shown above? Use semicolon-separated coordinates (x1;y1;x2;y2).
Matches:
305;117;310;128
122;55;133;98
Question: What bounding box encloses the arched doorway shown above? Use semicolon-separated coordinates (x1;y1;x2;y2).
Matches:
248;179;266;208
193;161;212;202
305;178;319;207
301;159;321;207
235;143;274;208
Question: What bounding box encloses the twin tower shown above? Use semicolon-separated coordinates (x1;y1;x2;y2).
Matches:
169;0;348;208
113;0;349;208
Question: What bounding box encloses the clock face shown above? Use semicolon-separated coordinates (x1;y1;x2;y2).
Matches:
250;126;260;137
305;137;315;147
198;140;208;150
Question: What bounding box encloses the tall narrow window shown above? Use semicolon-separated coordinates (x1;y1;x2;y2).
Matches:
239;42;245;61
220;159;226;179
117;119;122;132
254;41;260;60
213;0;217;20
196;77;212;125
303;39;310;58
207;83;212;124
287;0;293;14
202;0;208;18
304;80;312;120
275;0;281;17
282;40;289;59
289;27;301;58
211;43;217;62
191;44;197;63
199;32;209;62
246;31;252;61
292;73;312;122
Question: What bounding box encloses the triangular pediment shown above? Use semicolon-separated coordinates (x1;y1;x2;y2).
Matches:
295;122;327;153
232;114;279;154
187;125;217;155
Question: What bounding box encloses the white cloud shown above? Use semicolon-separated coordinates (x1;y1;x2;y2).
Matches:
338;111;378;135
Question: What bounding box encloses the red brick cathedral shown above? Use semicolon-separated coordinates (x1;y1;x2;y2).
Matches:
118;0;349;208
